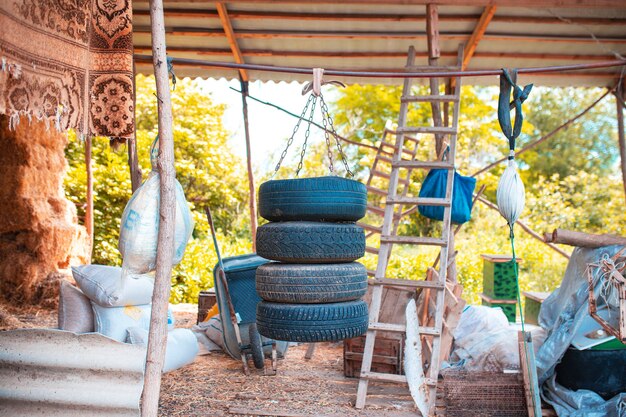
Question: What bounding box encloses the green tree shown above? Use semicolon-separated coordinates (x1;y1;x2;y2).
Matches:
65;75;252;303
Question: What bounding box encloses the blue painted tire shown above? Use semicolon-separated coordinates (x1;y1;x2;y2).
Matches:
259;176;367;222
256;221;365;263
256;262;367;303
256;300;369;343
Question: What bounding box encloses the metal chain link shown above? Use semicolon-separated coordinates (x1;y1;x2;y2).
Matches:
272;94;315;178
296;95;317;177
320;94;354;178
321;103;335;174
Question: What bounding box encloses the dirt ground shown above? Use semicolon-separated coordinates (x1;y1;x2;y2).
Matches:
0;301;417;417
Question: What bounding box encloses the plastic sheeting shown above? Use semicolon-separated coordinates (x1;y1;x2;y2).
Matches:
536;245;626;417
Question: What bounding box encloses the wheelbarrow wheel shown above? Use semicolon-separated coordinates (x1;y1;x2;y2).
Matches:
259;176;367;222
249;323;265;370
256;221;365;263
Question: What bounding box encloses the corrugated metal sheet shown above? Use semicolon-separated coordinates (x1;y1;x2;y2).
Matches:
132;1;626;86
0;329;146;417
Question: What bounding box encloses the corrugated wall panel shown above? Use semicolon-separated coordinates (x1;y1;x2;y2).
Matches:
0;329;146;417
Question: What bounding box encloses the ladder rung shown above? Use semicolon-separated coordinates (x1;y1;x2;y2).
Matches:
401;94;459;103
397;126;456;135
369;322;405;332
368;278;445;289
380;236;447;246
359;371;407;384
371;169;410;184
365;185;387;196
383;129;419;143
386;197;450;207
365;246;380;255
366;204;385;216
366;269;376;277
392;160;454;170
357;222;382;234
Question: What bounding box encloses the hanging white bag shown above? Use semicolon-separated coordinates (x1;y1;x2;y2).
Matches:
119;137;195;274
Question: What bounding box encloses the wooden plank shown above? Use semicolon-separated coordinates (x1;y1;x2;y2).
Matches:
135;8;626;25
84;135;94;259
215;2;248;81
480;293;517;304
396;126;456;135
393;160;454;170
368;278;445;289
164;0;626;8
463;6;497;70
401;94;459;103
617;84;626;205
545;228;626;247
380;235;447;246
386;196;451;206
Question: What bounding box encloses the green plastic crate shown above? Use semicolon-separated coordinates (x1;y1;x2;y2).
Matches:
481;254;522;300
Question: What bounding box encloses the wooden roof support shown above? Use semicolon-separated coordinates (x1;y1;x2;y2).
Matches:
616;80;626;204
133;8;626;26
142;0;177;415
462;6;496;70
216;2;248;82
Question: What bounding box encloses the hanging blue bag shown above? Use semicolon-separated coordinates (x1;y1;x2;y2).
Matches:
418;170;477;224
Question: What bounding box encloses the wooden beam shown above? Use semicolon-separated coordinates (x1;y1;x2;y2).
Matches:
215;2;248;81
129;61;143;193
463;6;496;70
142;0;177;415
162;0;626;7
133;45;619;62
545;228;626;248
133;8;626;26
617;82;626;204
133;26;626;43
240;80;257;250
426;4;445;157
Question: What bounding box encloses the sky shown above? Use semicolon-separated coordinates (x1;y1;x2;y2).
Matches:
199;78;333;175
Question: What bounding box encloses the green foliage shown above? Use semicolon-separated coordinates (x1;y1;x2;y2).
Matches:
65;75;253;304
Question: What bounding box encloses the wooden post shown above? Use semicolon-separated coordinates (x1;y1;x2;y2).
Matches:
616;83;626;204
84;136;94;261
241;79;258;250
129;61;143;193
426;4;445;157
141;0;176;415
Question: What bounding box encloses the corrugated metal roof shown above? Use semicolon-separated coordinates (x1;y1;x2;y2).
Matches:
0;329;146;417
132;1;626;86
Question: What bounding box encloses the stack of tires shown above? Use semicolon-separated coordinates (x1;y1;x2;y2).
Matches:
255;176;370;343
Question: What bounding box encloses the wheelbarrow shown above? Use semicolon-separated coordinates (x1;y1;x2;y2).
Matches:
205;207;288;375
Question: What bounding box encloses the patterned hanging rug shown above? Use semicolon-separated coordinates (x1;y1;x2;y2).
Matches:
0;0;135;140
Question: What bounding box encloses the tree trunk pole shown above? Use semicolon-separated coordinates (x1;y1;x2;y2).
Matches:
241;79;258;250
129;60;143;193
84;135;94;262
141;0;176;415
616;83;626;205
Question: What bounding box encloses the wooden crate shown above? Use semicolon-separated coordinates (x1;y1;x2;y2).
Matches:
344;336;404;378
197;288;216;324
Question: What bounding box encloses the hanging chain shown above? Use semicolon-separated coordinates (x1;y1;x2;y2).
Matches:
296;95;318;177
320;94;354;178
272;94;315;177
321;99;335;175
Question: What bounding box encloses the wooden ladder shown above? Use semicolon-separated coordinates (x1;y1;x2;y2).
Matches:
358;129;420;275
355;45;463;415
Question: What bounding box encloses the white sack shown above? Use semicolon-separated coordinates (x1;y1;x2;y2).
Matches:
58;280;94;333
126;327;199;373
72;264;154;307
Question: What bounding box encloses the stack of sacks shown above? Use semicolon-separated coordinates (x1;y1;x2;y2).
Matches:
58;264;198;372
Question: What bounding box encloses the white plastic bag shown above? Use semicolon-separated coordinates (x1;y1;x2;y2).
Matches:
118;138;194;274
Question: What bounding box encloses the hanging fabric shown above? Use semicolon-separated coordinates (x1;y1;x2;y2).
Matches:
418;169;476;224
